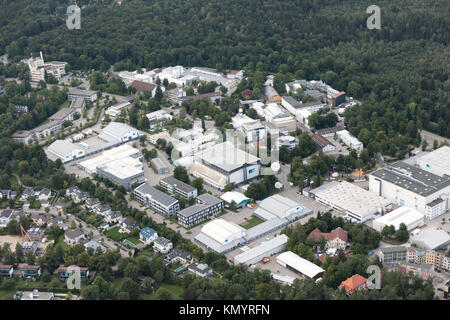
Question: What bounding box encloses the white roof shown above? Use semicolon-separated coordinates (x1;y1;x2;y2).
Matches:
311;181;391;220
80;144;141;173
254;194;305;219
337;130;363;146
195;141;259;172
220;191;250;205
413;229;450;250
190;162;227;188
277;251;324;279
200;219;246;245
271;273;296;285
102;122;139;139
47;140;84;157
234;234;288;265
418;146;450;176
373;206;424;231
98;158;143;179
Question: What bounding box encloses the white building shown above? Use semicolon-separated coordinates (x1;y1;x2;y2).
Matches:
311;181;392;223
412;229;450;250
153;237;173;254
46;140;86;163
105;101;132;117
68;88;97;103
220;191;251;208
372;206;425;232
100;122;140;143
146;110;173;130
336;130;363;153
27;52;66;82
200;219;247;245
417;146;450;177
234;234;289;266
190;141;260;190
277;251;324;280
369;161;450;218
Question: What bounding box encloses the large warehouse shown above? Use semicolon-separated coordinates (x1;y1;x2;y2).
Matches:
412;229;450;250
310;181;392;223
369;161;450;219
195;195;312;253
190;141;260;190
98;122;141;143
372;206;425;232
417;146;450;177
234;234;289;266
277;251;324;280
96;158;145;190
46;140;86;163
220;191;251;209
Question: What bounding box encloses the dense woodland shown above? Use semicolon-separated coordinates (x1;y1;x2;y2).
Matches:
0;0;447;300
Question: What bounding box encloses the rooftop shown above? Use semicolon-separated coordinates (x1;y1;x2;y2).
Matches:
134;183;178;207
160;176;196;193
370;161;450;197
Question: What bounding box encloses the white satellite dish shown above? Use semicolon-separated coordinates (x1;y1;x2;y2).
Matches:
271;162;281;172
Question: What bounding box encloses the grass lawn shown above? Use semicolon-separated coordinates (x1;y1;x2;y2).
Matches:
105;226;126;241
9;176;20;190
127;236;142;245
149;283;183;300
0;289;15;300
0;201;8;209
55;237;72;252
240;216;264;229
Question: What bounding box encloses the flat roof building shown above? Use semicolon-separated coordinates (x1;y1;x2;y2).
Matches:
100;122;140;143
159;176;197;200
97;158;144;190
310;181;392;223
234;234;289;266
417;146;450;177
412;229;450;250
369;161;450;217
277;251;324;280
220;191;251;208
177;193;224;228
134;183;179;217
151;157;169;174
373;206;424;232
46;140;86;163
68;88;97;103
336;130;363;153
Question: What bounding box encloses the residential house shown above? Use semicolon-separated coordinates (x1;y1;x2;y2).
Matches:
86;198;101;210
64;229;85;245
47;217;69;230
56;266;89;280
153;237;173;254
22;241;38;255
188;263;213;278
165;248;192;265
0;210;13;227
307;227;348;250
27;227;45;241
20;265;42;278
30;213;51;226
84;240;107;253
0;189;16;200
339;274;370;295
105;211;122;224
94;204;112;217
139;227;158;244
0;265;13;278
20;188;35;201
121;218;138;233
37;188;51;201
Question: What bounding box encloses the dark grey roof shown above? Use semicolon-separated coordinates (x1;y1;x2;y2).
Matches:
197;193;222;206
371;161;450;197
381;246;407;254
161;176;196;193
178;204;206;218
166;248;191;260
122;218;138;229
282;96;302;108
1;210;12;218
154;236;172;246
65;229;84;239
135;183;178;207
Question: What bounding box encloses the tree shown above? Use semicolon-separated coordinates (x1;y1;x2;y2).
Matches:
154;85;163;102
153;287;174;300
395;223;409;243
433;140;439;150
224;183;235;192
174;166;190;184
15;242;24;263
70;220;77;229
191;178;203;193
381;225;396;238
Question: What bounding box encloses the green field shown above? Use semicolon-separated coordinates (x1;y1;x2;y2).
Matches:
9;176;20;190
240;216;264;229
149;283;183;300
105;226;126;241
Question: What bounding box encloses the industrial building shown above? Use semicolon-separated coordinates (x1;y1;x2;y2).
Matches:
336;130;363;152
97;158;145;190
369;161;450;218
276;251;324;280
134;183;180;217
177;193;224;228
310;181;392;223
151;157;169;174
79;144;142;171
220;191;251;209
99;122;140;143
46;140;86;163
234;234;289;266
105;101;132;117
159;176;198;200
372;207;425;232
417;146;450;177
195;195;312;253
411;228;450;250
67;88;97;103
190;141;260;190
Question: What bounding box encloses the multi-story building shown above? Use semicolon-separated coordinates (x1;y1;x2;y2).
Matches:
336;130;363;153
369;161;450;216
153;237;173;254
159;176;198;200
56;267;89;280
67;88;97;103
177;194;224;228
379;246;407;264
134;183;180;217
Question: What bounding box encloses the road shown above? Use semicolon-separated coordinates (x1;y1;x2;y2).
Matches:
420;129;450;148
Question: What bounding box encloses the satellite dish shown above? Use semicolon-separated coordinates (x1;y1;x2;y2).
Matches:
238;108;243;114
271;162;281;172
275;182;283;189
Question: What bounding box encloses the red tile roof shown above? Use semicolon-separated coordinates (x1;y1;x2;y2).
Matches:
131;80;156;92
20;265;41;269
307;227;348;243
339;274;368;294
0;265;13;269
